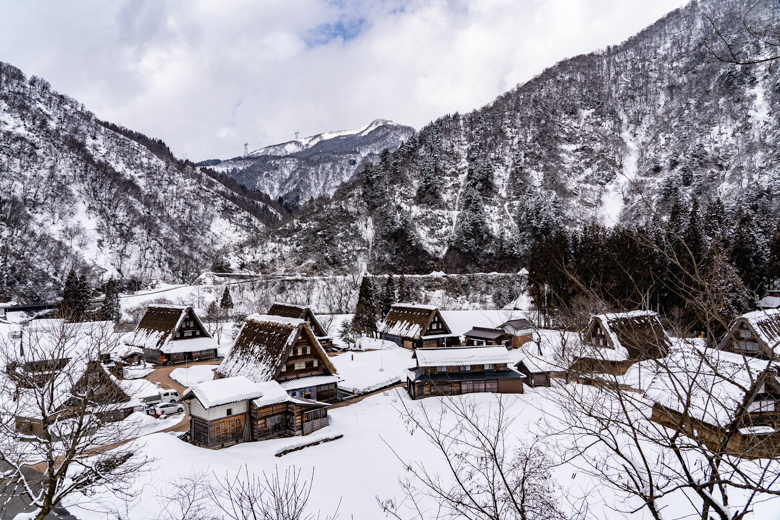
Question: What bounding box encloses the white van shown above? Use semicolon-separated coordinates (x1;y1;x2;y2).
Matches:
142;384;180;410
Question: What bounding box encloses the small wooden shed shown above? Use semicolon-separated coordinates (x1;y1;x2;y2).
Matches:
183;376;331;449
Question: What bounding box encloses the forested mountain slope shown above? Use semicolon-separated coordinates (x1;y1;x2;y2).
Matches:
202;119;415;208
248;0;780;275
0;62;273;302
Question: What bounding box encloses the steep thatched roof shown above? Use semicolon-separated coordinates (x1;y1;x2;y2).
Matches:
268;303;328;337
717;309;780;356
585;310;670;360
378;304;451;340
216;314;336;383
125;305;216;353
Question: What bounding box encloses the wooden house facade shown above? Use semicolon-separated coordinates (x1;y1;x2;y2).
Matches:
379;304;459;349
125;305;218;365
574;310;670;375
183;376;331;449
717;309;780;359
216;315;340;404
406;346;524;399
268;303;333;350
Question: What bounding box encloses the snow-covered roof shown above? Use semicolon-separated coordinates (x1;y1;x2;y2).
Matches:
644;345;778;427
379;304;450;340
268;303;329;337
741;309;780;352
501;318;534;333
217;314;336;383
183;376;266;409
125;305;217;353
585;310;669;361
414;346;511;367
464;327;510;341
252;381;298;408
278;374;341;391
758;296;780;309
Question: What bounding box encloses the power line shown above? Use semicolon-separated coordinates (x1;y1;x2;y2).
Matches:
195;132;299;163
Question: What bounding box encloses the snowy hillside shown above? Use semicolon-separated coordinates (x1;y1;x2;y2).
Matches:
0;62;272;302
249;0;780;275
201;119;415;207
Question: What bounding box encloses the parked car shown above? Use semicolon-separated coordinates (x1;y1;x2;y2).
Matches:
153;403;185;416
142;388;180;412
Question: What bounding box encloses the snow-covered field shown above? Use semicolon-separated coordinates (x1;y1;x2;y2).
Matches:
65;384;779;520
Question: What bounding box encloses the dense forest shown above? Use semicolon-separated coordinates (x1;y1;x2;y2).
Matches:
528;196;780;336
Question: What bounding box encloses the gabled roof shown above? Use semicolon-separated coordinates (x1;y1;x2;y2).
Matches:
268;303;328;337
644;345;779;427
182;376;266;409
216;314;337;383
586;310;670;360
718;309;780;355
414;346;511;367
501;318;534;331
464;327;511;341
125;305;217;353
379;304;451;340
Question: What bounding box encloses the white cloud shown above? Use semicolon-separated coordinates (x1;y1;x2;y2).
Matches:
0;0;689;160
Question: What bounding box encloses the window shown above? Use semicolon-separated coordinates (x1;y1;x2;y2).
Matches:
436;366;446;373
484;364;495;370
749;400;775;413
176;332;181;338
265;415;282;428
194;330;200;336
184;330;193;337
306;346;311;355
226;408;232;416
295;361;306;370
461;365;470;372
280;364;286;372
313;360;318;367
486;380;498;392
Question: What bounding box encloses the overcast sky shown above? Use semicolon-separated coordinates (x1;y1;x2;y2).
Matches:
0;0;688;160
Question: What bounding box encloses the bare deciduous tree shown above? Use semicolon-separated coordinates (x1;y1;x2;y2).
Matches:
379;394;573;520
0;319;148;520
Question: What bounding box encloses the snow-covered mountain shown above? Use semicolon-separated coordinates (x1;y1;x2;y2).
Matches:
0;62;275;302
244;0;780;275
201;119;415;206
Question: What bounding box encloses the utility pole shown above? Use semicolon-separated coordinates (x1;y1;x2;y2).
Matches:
295;131;299;140
243;142;249;158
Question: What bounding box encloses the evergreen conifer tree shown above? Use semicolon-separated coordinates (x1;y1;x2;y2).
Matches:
75;273;91;321
397;273;412;303
61;269;79;316
220;287;234;310
381;274;396;318
729;209;766;293
352;275;379;335
767;221;780;286
99;278;121;322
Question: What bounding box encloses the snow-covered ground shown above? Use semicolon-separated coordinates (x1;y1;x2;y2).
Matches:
330;339;412;394
169;365;218;387
64;384;779;520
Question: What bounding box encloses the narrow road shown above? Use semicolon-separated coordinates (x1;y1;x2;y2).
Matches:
143;358;223;433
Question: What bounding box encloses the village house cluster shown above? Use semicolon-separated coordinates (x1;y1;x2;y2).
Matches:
4;295;780;455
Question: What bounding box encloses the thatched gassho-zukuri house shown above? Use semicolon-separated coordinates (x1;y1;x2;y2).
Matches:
405;346;524;399
125;305;218;365
379;304;459;349
573;310;670;375
268;303;333;350
182;376;331;449
215;315;340;403
717;309;780;359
